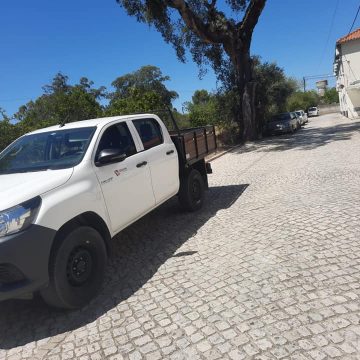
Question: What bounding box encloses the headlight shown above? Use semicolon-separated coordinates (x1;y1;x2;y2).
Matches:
0;197;41;238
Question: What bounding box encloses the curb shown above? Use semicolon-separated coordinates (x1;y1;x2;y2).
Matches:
207;144;242;162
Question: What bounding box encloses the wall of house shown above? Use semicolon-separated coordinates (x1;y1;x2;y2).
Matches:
341;39;360;84
337;39;360;119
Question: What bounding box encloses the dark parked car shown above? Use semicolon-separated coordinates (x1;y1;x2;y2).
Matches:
267;112;298;135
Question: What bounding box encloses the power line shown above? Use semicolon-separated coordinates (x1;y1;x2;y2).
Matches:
318;0;340;71
348;2;360;34
302;74;336;92
304;74;335;80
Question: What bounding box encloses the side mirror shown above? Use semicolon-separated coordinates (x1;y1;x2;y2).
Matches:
96;149;126;167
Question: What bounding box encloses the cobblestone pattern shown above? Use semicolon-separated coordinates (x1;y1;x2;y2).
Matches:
1;114;360;359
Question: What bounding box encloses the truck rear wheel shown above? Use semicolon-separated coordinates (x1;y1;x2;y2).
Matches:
179;169;205;212
41;226;107;309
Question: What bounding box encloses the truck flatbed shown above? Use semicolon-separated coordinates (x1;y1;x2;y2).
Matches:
170;125;217;166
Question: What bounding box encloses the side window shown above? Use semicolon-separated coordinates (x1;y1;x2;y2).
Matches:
115;123;137;157
96;123;136;160
133;118;163;150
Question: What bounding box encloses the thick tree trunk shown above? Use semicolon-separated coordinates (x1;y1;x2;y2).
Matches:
242;81;257;140
230;47;258;142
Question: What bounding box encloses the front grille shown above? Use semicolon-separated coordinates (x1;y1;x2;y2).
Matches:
0;264;25;285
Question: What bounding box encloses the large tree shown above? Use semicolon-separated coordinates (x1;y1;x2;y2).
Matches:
253;57;298;131
110;65;178;107
15;73;106;132
106;87;166;116
117;0;266;140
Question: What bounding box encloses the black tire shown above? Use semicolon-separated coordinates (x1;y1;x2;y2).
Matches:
41;226;107;309
178;169;205;212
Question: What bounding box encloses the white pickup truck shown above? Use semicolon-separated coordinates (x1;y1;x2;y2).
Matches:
0;114;216;308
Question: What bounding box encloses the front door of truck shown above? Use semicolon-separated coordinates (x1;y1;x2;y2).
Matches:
94;121;155;233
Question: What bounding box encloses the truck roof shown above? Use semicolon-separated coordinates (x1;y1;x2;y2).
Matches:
27;114;158;135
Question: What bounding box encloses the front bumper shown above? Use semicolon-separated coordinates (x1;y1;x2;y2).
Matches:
268;126;291;134
0;225;55;301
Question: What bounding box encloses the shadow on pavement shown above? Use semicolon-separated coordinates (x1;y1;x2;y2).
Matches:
232;120;360;154
0;184;248;349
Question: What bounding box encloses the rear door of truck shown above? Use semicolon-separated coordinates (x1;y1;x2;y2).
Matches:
130;117;179;204
93;120;156;233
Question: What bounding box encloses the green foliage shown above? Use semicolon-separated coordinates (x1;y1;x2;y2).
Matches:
191;90;212;105
106;66;181;129
0;60;299;150
110;66;178;107
185;90;218;127
115;0;266;87
287;91;319;112
117;1;251;71
183;58;299;142
187;101;217;127
0;67;181;151
117;2;267;140
185;89;242;144
106;88;165;116
172;109;191;129
0;109;22;151
14;73;105;133
253;58;298;123
0;73;105;151
322;87;339;104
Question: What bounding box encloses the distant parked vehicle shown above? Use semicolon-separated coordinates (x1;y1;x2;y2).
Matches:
295;110;308;125
267;112;298;135
308;107;319;117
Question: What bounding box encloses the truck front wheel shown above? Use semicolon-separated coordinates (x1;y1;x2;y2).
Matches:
179;169;205;212
41;226;107;309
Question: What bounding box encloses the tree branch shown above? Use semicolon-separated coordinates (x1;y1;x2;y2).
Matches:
239;0;266;39
165;0;230;44
207;0;217;10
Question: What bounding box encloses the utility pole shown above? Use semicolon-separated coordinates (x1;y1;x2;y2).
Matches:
303;77;306;92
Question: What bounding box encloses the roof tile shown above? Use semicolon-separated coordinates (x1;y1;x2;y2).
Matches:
337;27;360;44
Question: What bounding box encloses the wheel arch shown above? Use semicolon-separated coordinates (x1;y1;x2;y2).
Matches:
181;159;209;189
49;212;113;264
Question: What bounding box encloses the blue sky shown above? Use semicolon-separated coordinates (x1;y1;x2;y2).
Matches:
0;0;359;116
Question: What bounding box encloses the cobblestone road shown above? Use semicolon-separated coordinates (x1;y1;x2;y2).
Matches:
1;113;360;359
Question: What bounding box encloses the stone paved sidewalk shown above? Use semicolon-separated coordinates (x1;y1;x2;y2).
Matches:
1;113;360;359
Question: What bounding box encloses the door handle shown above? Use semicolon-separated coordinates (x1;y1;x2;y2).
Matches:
166;150;174;155
136;161;148;168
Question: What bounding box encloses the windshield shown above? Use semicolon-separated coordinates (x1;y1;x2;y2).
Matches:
0;127;96;174
295;111;302;116
271;113;291;122
309;107;316;111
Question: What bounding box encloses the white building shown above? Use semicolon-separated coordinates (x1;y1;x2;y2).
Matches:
333;28;360;119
